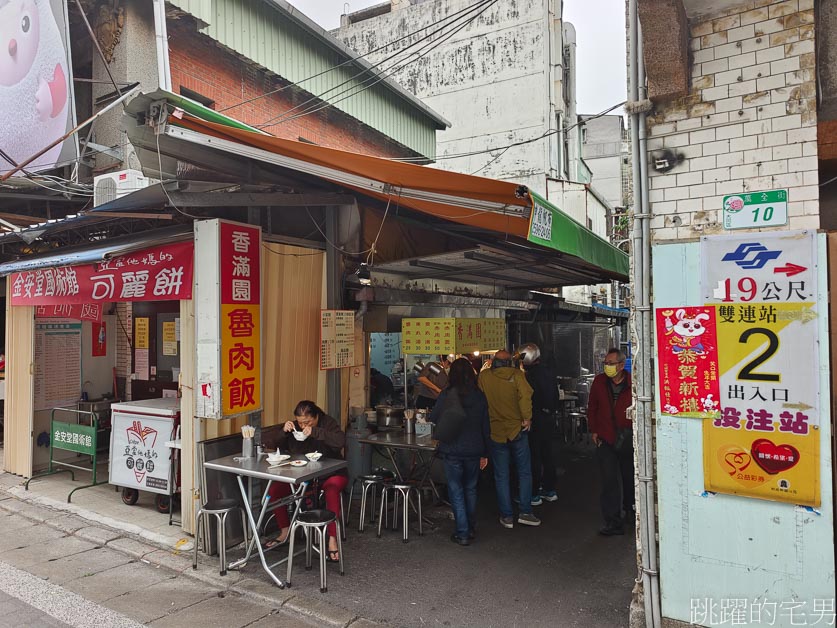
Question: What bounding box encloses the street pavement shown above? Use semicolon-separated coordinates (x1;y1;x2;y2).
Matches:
0;443;635;628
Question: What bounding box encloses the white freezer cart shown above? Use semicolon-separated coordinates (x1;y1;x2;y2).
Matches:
109;397;180;512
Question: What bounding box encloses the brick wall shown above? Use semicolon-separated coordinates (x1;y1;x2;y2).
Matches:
646;0;818;241
167;20;418;160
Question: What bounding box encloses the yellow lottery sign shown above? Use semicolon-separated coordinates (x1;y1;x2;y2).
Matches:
702;302;820;506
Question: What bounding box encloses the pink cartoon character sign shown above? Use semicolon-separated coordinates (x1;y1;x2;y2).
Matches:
664;309;710;355
655;307;721;419
0;0;73;173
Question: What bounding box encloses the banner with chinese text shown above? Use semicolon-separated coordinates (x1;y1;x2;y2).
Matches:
454;318;506;354
10;241;193;305
220;221;261;417
701;231;820;506
401;317;505;354
35;303;103;322
401;318;455;354
655;307;720;419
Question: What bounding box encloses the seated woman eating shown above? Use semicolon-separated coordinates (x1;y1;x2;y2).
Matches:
261;400;347;562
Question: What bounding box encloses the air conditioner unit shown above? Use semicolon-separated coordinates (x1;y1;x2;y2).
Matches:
93;169;157;207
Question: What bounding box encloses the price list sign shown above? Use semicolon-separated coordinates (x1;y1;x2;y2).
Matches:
320;310;356;370
401;318;455;354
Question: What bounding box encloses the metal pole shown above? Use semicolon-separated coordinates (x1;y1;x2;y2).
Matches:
152;0;172;91
326;207;342;419
636;20;662;628
628;2;662;625
0;85;140;181
72;0;122;98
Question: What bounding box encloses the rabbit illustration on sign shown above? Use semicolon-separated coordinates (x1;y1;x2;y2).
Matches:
663;309;710;355
0;0;69;173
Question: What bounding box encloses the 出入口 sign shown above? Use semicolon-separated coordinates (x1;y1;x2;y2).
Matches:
701;230;820;506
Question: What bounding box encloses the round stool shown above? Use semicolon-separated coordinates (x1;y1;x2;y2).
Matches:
286;509;344;593
192;498;246;576
377;481;422;543
349;473;392;532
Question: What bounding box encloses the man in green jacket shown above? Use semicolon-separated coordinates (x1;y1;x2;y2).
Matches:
478;350;541;528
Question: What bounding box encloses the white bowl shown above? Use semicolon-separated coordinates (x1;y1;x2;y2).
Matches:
267;454;290;464
292;431;308;441
305;452;322;462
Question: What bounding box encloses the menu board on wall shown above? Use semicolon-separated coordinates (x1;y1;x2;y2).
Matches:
401;317;506;354
34;320;81;411
320;310;356;370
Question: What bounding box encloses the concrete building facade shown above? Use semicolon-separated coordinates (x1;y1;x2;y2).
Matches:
336;0;615;241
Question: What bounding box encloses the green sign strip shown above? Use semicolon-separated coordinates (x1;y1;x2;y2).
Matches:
52;421;96;456
527;191;629;279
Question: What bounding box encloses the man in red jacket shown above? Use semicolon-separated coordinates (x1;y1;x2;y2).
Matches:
587;348;634;536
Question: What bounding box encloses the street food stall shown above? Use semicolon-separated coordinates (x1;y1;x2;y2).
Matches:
400;317;506;408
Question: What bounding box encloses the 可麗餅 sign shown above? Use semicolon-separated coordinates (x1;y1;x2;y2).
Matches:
700;230;820;506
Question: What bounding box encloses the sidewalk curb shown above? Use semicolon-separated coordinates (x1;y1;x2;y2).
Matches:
0;478;389;628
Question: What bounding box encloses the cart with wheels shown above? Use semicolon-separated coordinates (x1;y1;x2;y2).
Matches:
109;398;180;512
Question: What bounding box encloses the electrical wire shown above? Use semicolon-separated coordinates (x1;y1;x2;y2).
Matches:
258;0;498;129
392;100;628;164
218;0;495;115
256;0;494;127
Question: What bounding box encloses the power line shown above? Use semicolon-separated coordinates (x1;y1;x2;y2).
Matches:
218;0;495;115
257;0;497;129
393;100;628;164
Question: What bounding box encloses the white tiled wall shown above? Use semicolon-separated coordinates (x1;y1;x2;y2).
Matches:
647;0;818;241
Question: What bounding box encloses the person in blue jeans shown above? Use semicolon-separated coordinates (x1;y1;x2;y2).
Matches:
430;358;490;546
477;350;541;528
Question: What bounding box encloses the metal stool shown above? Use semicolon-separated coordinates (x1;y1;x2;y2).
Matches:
377;481;422;543
319;488;348;542
192;498;246;576
568;412;585;443
349;473;391;532
286;509;344;593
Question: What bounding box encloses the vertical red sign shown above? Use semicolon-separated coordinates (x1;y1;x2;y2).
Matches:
655;307;721;419
219;222;261;416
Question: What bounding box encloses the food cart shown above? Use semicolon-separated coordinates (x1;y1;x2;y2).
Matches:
109;397;181;512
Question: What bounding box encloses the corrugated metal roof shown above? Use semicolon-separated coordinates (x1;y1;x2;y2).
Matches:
0;226;193;275
169;0;447;158
169;0;214;25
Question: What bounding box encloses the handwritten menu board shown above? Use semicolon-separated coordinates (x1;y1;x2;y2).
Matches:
320;310;356;370
34;321;81;411
454;318;506;354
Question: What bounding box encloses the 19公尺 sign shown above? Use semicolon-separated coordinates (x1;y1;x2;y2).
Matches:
722;189;788;230
700;230;820;506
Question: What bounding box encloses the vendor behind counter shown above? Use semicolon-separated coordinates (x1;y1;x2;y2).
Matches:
414;355;453;409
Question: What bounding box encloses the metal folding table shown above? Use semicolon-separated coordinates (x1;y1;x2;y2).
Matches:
203;454;347;588
358;431;445;525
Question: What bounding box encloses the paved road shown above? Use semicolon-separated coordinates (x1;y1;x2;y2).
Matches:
0;560;138;628
0;590;72;628
0;505;323;628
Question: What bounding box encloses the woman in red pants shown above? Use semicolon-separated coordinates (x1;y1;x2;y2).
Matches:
262;400;347;562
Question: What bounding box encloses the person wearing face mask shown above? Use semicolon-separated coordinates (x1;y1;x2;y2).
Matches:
587;348;634;536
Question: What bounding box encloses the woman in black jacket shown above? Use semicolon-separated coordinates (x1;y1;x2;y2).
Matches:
262;400;347;561
430;358;491;546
